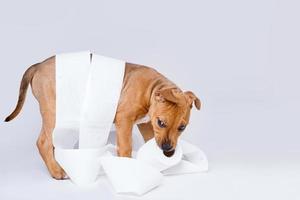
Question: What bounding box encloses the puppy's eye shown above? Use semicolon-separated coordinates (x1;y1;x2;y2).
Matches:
178;125;186;132
157;119;166;128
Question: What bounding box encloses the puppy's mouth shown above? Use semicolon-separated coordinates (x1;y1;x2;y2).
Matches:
163;149;175;157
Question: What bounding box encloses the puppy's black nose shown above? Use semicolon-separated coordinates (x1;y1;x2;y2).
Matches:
161;142;173;151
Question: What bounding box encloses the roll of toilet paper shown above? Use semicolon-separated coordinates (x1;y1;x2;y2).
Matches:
136;138;183;171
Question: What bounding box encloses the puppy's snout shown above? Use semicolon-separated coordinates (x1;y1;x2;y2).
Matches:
159;140;175;157
161;142;173;152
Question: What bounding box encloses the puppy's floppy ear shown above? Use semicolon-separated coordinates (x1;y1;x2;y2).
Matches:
184;91;201;110
155;88;183;104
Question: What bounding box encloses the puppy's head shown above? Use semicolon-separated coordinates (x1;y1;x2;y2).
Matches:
149;88;201;157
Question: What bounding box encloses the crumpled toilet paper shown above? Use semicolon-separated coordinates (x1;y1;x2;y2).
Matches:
99;138;208;195
54;135;208;195
52;51;208;195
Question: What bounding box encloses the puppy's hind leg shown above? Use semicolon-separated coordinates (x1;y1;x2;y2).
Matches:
35;96;65;179
36;115;66;180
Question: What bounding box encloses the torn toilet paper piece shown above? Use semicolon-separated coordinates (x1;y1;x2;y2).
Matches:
52;51;208;195
100;156;163;195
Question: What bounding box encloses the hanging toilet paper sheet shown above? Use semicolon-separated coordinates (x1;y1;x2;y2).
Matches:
53;51;208;195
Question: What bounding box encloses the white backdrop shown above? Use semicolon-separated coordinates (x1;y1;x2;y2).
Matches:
1;0;299;199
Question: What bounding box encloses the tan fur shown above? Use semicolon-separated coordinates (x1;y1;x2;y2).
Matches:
5;55;201;179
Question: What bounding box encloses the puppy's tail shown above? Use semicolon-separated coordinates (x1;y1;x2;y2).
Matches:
4;65;38;122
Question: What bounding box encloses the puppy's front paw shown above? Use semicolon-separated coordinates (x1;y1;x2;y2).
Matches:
117;148;132;158
49;164;66;180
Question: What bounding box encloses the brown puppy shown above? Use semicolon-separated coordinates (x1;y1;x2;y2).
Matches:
5;55;201;179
